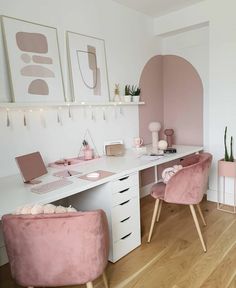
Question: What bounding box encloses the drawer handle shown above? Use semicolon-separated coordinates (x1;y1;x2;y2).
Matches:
119;176;129;181
119;199;130;206
119;188;129;194
120;216;131;223
121;232;132;240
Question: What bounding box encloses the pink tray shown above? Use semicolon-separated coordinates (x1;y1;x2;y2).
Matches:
48;157;100;168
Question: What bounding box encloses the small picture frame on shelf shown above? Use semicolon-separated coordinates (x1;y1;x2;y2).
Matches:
2;16;65;103
67;31;110;103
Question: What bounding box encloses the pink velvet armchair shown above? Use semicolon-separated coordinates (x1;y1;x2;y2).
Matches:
2;209;109;288
147;153;212;252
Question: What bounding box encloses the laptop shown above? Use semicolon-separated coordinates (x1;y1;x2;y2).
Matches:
15;152;48;183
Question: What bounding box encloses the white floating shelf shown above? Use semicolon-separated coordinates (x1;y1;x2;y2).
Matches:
0;101;145;109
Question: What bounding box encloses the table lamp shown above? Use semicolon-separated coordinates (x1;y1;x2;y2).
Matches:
148;122;161;148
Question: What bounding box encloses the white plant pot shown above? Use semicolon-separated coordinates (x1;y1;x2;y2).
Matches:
124;95;132;102
132;95;140;102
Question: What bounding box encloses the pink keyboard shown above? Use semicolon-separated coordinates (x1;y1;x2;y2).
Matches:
31;179;73;194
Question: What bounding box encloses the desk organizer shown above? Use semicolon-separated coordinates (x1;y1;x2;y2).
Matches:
217;159;236;213
48;157;100;168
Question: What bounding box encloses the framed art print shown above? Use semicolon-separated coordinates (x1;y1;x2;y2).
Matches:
2;16;65;102
67;31;110;102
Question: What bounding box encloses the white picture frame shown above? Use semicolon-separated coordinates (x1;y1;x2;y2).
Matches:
67;31;110;103
2;16;65;102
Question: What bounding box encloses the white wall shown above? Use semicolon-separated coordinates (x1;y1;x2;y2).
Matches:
0;0;156;177
154;0;236;204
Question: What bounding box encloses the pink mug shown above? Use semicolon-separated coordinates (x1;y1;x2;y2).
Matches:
134;137;144;148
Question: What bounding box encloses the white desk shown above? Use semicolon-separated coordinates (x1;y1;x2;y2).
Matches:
0;145;202;262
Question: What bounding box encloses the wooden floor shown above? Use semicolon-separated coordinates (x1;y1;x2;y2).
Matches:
1;196;236;288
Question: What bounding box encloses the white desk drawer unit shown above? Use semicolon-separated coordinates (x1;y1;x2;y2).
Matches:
69;171;141;263
111;173;138;193
112;185;137;207
110;172;141;262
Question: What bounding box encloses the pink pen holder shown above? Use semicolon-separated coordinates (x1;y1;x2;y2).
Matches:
84;148;93;160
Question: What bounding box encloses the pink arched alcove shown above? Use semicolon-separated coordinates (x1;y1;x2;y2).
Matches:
139;55;203;186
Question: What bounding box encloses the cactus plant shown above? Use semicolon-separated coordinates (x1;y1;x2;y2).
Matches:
224;127;229;161
224;126;234;162
125;85;130;95
130;85;141;96
229;136;234;162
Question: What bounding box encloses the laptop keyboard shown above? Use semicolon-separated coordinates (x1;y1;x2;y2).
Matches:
31;179;73;194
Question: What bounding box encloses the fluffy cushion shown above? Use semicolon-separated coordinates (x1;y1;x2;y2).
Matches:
162;165;182;183
14;204;77;215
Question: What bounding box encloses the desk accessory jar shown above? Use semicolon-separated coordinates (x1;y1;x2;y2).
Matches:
82;140;93;160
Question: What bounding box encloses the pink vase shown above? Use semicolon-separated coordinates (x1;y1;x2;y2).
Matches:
84;148;93;160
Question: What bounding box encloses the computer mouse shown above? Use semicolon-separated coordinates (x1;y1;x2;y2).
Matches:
86;172;100;178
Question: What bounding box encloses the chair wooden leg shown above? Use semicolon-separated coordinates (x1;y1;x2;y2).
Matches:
86;282;93;288
102;271;109;288
196;204;207;226
156;199;163;222
148;199;160;243
189;205;207;252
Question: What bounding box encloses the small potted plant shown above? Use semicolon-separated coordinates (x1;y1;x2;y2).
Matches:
218;127;236;212
130;85;141;102
218;126;235;178
124;85;131;102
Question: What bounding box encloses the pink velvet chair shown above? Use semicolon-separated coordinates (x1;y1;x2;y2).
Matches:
147;153;212;252
2;209;109;288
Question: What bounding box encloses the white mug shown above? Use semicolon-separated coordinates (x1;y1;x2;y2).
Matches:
134;137;144;148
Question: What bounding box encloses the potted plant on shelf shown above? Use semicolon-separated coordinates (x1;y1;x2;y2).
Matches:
130;85;141;102
124;85;131;102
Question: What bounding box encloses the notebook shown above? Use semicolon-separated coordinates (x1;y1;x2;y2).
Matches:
15;152;48;183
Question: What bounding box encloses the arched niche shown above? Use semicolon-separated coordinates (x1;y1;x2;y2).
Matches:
139;54;203;187
139;54;203;146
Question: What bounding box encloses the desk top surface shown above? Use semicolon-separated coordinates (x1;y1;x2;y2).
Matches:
0;145;202;218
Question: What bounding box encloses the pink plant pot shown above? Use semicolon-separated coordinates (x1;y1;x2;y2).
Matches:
218;159;236;178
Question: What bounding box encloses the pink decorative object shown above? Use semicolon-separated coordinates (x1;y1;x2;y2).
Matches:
148;122;161;148
134;137;144;148
84;147;93;160
164;129;174;147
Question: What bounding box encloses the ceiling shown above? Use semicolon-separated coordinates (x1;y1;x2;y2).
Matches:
113;0;205;17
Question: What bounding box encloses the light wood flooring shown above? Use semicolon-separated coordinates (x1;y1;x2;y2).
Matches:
1;196;236;288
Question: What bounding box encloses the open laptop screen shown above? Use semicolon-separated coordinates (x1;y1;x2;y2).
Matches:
15;152;48;183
